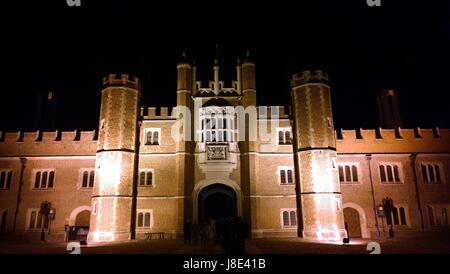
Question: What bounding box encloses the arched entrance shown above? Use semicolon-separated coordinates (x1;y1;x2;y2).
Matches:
68;206;91;241
198;184;237;223
344;207;362;238
75;210;91;227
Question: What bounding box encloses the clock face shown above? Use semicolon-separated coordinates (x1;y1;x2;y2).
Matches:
206;146;227;160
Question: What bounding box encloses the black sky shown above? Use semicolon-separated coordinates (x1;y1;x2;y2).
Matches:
1;0;449;131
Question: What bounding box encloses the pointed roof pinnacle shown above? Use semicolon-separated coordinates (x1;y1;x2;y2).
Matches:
178;50;189;65
243;49;254;63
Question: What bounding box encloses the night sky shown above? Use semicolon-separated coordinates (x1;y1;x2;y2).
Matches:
1;0;449;132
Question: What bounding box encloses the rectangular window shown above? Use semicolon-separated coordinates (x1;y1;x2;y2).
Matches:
28;209;49;230
136;210;152;229
421;163;443;183
33;169;55;189
285;131;292;144
282;211;289;226
379;164;401;183
277;129;292;145
279;168;294;185
345;166;351;181
379;165;386;182
139;170;154;187
80;169;95;188
387;206;407;226
290;211;297;226
145;129;161;145
280;170;286;184
282;210;297;227
339;165;358;183
287;170;293;184
338;166;344;182
0;170;13;189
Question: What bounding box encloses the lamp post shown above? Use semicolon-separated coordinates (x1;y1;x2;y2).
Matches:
382;197;394;238
40;201;55;237
376;204;386;237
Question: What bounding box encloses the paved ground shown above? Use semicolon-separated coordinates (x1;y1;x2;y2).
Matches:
1;235;450;254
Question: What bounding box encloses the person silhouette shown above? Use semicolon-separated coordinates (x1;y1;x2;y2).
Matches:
184;219;192;245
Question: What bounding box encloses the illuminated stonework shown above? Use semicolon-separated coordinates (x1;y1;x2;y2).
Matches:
87;75;140;242
1;56;450;244
291;71;347;241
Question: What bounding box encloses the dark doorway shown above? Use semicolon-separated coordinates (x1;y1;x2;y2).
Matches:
198;184;237;223
344;207;362;238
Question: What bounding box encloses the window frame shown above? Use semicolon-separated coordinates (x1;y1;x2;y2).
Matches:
385;205;409;227
0;169;13;190
277;166;295;185
280;208;297;228
378;163;403;184
338;163;360;184
31;169;56;190
421;162;445;184
144;128;161;146
26;208;49;231
138;169;155;188
427;204;450;226
79;168;95;189
136;209;153;231
276;128;293;145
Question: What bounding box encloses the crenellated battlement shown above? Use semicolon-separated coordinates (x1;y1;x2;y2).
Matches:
0;130;98;156
103;74;140;90
291;70;329;87
0;130;98;143
140;107;176;120
336;127;450;154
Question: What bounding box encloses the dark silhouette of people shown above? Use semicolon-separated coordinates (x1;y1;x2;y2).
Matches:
343;222;350;244
191;222;200;246
222;217;248;255
40;228;46;242
184;219;192;245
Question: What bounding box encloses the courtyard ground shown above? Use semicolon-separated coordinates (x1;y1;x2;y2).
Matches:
1;234;450;254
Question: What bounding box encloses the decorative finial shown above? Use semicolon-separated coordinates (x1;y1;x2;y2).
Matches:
236;58;241;65
243;49;253;63
214;58;219;65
